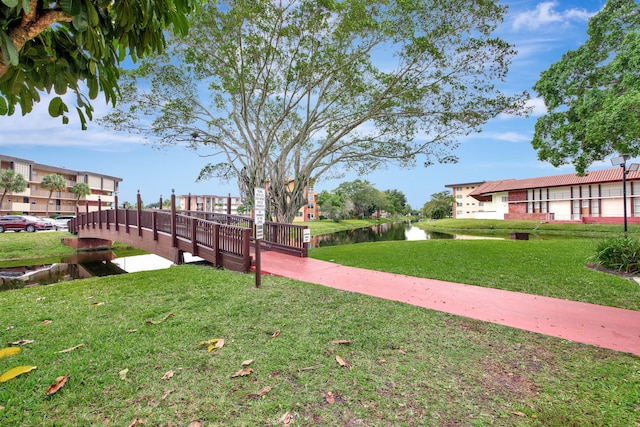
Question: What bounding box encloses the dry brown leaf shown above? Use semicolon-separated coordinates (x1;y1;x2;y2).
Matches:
271;330;280;338
279;411;293;426
40;320;52;326
241;359;254;367
91;302;105;306
512;411;527;417
7;339;34;346
335;355;350;368
46;375;70;395
127;419;145;427
398;348;408;355
331;340;352;345
246;386;272;399
188;422;201;427
128;329;138;333
161;389;175;400
231;368;253;378
161;370;174;380
325;391;335;405
56;344;85;354
0;405;4;410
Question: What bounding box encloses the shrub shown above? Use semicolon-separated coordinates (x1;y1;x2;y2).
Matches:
592;236;640;274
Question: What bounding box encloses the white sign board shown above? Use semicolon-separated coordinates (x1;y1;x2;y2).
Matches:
303;229;311;243
255;210;265;226
255;224;264;240
254;188;266;211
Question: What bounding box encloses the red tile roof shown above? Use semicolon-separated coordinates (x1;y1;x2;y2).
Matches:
471;167;640;197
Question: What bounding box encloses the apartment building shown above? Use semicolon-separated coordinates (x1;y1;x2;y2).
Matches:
467;167;640;223
179;194;244;215
0;154;121;216
444;181;486;219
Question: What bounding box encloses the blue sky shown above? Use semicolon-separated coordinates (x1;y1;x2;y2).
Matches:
0;1;611;209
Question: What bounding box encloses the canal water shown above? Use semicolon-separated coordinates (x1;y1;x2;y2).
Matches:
0;222;501;290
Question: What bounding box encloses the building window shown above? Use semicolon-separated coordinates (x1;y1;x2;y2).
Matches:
457;203;462;207
479;202;484;206
456;210;462;215
457;195;462;199
501;196;508;203
592;199;599;216
541;202;547;213
456;187;462;191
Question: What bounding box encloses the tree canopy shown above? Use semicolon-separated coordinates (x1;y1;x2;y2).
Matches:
531;0;640;174
0;0;200;128
104;0;527;222
40;173;66;216
70;181;91;207
0;169;27;213
422;190;454;219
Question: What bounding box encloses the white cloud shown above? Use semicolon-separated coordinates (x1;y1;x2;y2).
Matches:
525;97;547;116
512;1;596;31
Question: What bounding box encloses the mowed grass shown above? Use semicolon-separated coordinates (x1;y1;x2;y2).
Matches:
0;266;639;426
309;239;640;311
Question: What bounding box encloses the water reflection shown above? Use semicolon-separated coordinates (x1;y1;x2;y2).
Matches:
0;252;198;292
310;222;503;247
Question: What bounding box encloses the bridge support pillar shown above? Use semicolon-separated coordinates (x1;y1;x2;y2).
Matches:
62;237;113;251
173;249;185;265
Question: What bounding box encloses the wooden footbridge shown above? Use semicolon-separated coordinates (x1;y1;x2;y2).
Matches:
67;195;308;273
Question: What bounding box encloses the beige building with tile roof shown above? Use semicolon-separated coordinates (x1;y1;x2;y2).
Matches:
457;167;640;223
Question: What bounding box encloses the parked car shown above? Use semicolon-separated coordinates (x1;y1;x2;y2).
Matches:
53;215;75;230
37;217;62;230
0;215;55;233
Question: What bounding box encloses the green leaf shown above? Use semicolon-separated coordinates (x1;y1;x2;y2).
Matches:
0;30;19;66
48;96;64;117
1;0;20;8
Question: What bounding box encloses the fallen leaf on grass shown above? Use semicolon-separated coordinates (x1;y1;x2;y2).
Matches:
0;366;37;382
279;411;293;426
91;302;105;306
145;313;174;325
7;339;34;346
188;422;201;427
40;320;52;326
330;340;352;345
56;344;85;354
36;297;45;301
127;419;145;427
271;330;280;338
6;325;15;330
335;355;350;368
161;389;175;400
199;338;224;352
128;329;137;333
0;347;20;358
231;368;253;378
0;405;4;410
325;391;335;405
246;386;272;399
46;375;70;395
119;369;129;381
512;411;527;417
161;370;174;380
241;359;254;367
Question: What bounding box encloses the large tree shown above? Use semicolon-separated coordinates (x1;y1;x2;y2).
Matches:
0;169;27;213
0;0;200;128
104;0;527;223
531;0;640;174
422;190;454;219
40;173;66;216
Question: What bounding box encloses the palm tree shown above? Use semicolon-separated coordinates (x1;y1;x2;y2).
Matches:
40;174;67;216
0;170;27;214
70;182;92;209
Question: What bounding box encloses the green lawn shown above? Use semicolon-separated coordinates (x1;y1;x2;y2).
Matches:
0;226;639;425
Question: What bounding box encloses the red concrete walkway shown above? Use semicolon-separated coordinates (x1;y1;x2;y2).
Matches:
259;251;640;357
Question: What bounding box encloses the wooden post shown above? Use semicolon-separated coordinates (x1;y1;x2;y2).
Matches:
159;195;163;211
191;218;198;256
137;191;142;237
213;223;220;267
255;236;261;288
152;211;158;241
98;197;102;229
187;193;191;215
85;201;89;229
114;195;119;232
227;193;232;224
171;190;177;248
